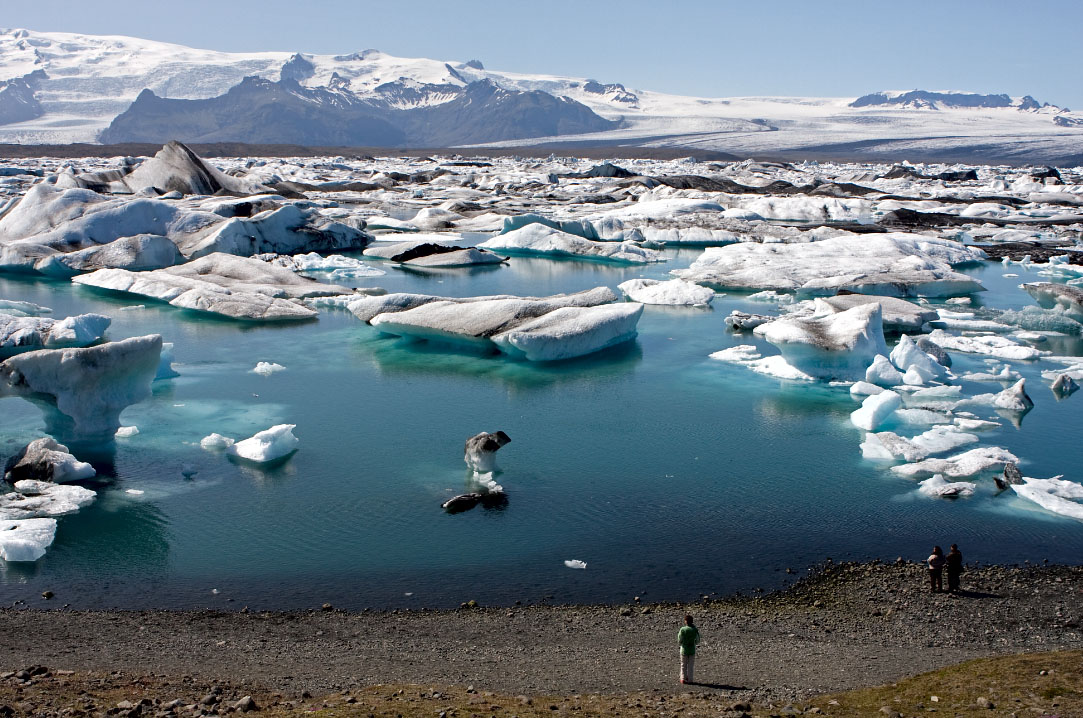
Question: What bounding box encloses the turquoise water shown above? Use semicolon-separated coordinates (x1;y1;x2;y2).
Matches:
1;253;1081;610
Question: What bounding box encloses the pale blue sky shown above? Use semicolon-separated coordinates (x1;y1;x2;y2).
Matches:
6;0;1082;109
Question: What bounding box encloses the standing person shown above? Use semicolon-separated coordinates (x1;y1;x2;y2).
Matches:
677;614;701;684
927;546;945;593
946;544;963;593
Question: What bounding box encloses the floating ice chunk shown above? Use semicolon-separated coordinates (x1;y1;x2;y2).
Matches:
992;379;1034;412
746;355;815;382
902;364;936;386
0;335;162;440
564;559;588;569
672;233;986;297
252;361;286;376
851;390;901;431
961;365;1020;382
0;518;56;561
492;303;644;361
115;426;139;438
0;312;110;354
259;252;386;277
125;489;145;495
200;433;235;450
618;279;714;306
891;447;1018;479
3;437;95;483
755;303;887;382
479;224;664;264
0;481;96;520
1012;476;1083;521
918;474;976;498
350;287;616;323
816;295;937;333
954;416;1001;431
709;345;761;363
724;311;773;331
1022;282;1083;320
155;341;180;380
894;409;953;425
35;235;184;277
850;381;885;397
0;300;51;317
226;424;299;463
464;431;511;474
890;335;947;380
866;355;904;386
862;425;977;462
746;290;793;304
1052;373;1079;398
402;248;506;268
909;425;979;456
926;329;1047;361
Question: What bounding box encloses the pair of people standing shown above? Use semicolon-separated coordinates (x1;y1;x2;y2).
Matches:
927;544;963;593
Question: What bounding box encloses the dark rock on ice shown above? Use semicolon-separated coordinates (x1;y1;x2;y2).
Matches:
995;462;1024;491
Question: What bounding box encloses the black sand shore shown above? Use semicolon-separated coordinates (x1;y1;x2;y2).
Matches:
2;562;1081;706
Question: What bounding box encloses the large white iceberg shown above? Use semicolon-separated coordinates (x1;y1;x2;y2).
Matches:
478;224;664;264
673;233;986;297
0;334;162;440
754;303;888;381
74;253;352;321
0;312;110;354
227;424;299;463
491;303;644;361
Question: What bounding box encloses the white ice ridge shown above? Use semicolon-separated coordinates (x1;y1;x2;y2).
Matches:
672;233;986;297
0;312;110;353
74;253;353;321
0;518;57;562
0;335;162;440
564;559;588;569
478;224;665;264
357;287;642;361
851;390;901;431
618;278;714;306
918;474;976;498
1012;476;1083;521
2;437;95;483
258;252;386;277
400;248;506;268
754;303;888;381
227;424;299;463
0;480;96;520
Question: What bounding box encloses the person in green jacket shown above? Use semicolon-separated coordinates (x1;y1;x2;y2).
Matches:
677;614;701;684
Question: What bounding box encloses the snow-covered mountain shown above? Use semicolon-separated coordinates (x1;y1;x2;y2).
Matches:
2;28;1082;163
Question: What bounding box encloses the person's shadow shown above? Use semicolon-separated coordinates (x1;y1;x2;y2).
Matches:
687;682;749;691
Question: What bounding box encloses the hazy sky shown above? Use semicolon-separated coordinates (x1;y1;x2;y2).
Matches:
5;0;1082;109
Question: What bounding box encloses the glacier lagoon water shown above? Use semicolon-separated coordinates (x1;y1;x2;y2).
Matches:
1;251;1081;609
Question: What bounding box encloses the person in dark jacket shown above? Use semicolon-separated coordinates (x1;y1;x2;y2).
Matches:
946;544;964;593
927;546;945;592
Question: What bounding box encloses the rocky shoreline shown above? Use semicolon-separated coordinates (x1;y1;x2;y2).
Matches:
2;561;1080;708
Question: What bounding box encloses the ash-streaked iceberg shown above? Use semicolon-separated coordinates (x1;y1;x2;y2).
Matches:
754;303;888;381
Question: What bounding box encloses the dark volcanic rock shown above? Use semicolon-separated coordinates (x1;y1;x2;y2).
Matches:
975;242;1083;264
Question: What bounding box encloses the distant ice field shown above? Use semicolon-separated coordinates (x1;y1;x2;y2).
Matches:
0;256;1080;610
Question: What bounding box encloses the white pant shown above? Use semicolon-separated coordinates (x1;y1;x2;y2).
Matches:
680;653;695;683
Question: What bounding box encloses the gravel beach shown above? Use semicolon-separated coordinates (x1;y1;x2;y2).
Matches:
2;562;1081;706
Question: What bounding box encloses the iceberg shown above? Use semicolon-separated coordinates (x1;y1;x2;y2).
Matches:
0;480;96;520
0;518;56;562
992;378;1034;412
34;234;184;277
155;341;179;380
0;312;110;354
865;354;905;386
200;433;235;450
1052;373;1079;398
74;253;351;321
0;334;162;440
3;437;95;483
618;278;714;306
252;362;286;376
401;247;506;268
1022;282;1083;320
815;295;937;333
227;424;299;463
850;381;885;397
259;252;386;277
672;233;986;297
918;474;976;498
491;303;644;361
464;431;511;473
889;335;948;380
1012;476;1083;521
708;345;762;363
754;303;888;381
926;329;1047;361
564;559;588;569
478;224;664;264
891;447;1018;479
498;213;599;240
724;311;773;331
851;390;901;431
861;425;978;462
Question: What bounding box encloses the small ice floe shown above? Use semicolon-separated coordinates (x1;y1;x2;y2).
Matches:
618;278;714;306
862;425;978;462
200;434;235;450
0;481;96;520
918;474;976;498
709;345;761;363
0;518;57;562
227;424;299;463
927;329;1047;361
1012;475;1083;521
850;390;900;431
564;559;588;569
746;290;794;304
850;381;885;397
251;361;286;376
115;426;139;438
891;446;1018;479
961;365;1020;382
125;489;144;496
118;304;146;311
